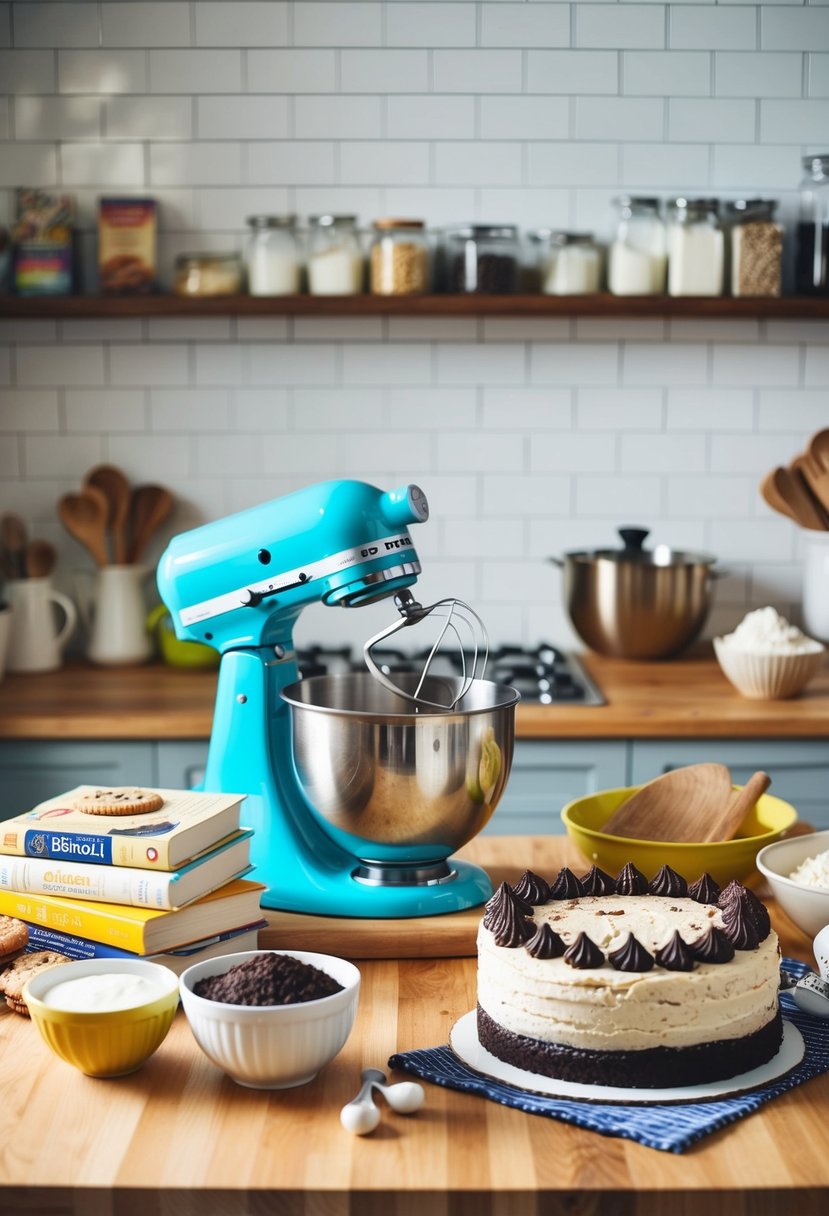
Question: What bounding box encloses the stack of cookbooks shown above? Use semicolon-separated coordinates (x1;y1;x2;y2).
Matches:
0;786;266;975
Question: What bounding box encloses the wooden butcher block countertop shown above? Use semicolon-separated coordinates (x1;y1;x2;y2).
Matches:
2;647;829;740
0;834;827;1216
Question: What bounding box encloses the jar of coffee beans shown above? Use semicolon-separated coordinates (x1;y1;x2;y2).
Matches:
369;219;430;294
442;224;520;293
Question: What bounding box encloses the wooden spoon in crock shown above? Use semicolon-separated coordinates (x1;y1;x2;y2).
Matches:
86;464;131;565
58;485;110;567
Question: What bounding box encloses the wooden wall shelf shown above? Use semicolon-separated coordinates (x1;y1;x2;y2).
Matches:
2;293;829;320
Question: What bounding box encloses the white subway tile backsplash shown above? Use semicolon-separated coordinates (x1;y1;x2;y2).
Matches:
715;52;803;98
622;51;711;97
3;2;827;648
15;96;100;140
102;2;191;48
64;389;147;433
150;50;243;94
340;49;428;92
575;97;664;142
577;4;667;50
194;2;289;48
481;3;570;48
479;96;569;141
0;142;57;187
294;2;382;47
669;98;755;142
386;3;475;47
761;7;829;51
59;48;147;94
247;49;336;93
432;49;523;93
526;50;619;95
434;142;523;186
13;2;97;49
105;96;191;141
295;95;382;140
670;6;757;51
340;141;429;186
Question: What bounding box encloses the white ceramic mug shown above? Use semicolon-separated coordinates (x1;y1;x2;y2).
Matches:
802;530;829;643
5;578;77;673
76;564;153;666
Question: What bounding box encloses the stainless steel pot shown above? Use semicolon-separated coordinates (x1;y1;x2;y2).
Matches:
550;527;718;660
281;672;519;873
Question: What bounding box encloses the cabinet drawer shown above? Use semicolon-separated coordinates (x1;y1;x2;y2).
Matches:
485;740;628;836
0;741;155;820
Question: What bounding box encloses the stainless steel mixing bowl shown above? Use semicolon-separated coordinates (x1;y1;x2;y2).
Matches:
550;527;719;660
280;673;519;876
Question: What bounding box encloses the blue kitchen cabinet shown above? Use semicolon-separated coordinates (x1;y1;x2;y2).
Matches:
630;740;829;831
0;740;155;820
485;740;628;836
155;741;209;791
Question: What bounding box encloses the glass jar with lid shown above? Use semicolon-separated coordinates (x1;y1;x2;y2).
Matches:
307;215;363;295
528;230;602;295
442;224;519;293
369;219;430;295
722;199;783;298
245;214;302;296
666;197;724;297
796;155;829;295
173;252;243;297
607;197;666;295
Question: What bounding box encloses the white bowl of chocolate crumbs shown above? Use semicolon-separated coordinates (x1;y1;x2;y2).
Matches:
179;950;361;1089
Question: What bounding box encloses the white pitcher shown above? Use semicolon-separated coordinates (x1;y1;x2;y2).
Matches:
6;578;77;673
77;565;153;666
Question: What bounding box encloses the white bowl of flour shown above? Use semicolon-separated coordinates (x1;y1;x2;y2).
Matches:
714;607;825;700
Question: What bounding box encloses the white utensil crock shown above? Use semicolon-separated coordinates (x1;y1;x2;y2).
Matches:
76;565;153;666
802;530;829;643
5;578;77;673
0;602;12;681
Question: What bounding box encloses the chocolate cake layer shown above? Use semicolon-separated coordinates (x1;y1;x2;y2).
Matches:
477;1004;784;1089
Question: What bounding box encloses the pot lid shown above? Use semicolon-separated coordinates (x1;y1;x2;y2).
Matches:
564;527;717;568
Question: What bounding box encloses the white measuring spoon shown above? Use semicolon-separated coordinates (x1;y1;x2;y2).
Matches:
340;1067;425;1135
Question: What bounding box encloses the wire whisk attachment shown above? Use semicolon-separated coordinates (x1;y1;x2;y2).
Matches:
362;589;489;710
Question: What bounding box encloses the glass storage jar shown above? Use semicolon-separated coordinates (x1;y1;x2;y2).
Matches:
723;199;783;298
666;197;724;297
795;154;829;295
607;197;666;295
173;252;243;297
307;215;363;295
528;230;602;295
369;219;430;295
245;214;301;296
442;224;520;293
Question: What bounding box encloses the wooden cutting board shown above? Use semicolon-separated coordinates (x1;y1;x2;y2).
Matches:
258;857;526;959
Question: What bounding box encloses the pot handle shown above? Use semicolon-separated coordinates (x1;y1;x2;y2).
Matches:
618;527;649;551
547;557;564;567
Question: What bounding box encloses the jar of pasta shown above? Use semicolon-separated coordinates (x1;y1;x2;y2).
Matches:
369;219;430;295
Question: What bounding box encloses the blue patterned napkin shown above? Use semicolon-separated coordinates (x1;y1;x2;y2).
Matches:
388;958;829;1153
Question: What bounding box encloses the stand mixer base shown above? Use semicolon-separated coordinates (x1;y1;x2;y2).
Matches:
352;860;456;887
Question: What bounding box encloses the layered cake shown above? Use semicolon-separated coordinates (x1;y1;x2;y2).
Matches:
476;863;782;1088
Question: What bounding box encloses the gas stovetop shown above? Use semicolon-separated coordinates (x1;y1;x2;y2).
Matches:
295;642;605;706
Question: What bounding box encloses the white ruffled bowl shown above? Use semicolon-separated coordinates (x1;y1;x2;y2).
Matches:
179;950;360;1090
713;637;825;700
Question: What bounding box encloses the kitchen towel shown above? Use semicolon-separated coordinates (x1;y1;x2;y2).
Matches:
388;958;829;1154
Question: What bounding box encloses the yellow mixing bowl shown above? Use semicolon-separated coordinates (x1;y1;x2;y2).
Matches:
561;784;798;886
23;959;180;1078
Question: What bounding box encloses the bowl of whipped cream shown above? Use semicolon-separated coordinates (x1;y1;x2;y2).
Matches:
714;607;825;700
757;830;829;939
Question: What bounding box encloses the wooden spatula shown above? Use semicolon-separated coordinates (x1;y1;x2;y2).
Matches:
699;771;771;843
602;763;734;843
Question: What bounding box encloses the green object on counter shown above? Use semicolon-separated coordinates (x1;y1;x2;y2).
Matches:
146;603;219;669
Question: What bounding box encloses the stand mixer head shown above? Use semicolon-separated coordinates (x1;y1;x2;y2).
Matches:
157;479;519;918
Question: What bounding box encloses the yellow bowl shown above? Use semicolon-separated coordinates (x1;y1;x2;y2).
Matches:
24;959;180;1078
561;784;798;886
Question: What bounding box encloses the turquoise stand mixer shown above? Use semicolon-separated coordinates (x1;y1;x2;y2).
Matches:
157;479;519;918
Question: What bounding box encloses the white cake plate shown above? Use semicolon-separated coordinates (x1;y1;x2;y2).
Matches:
449;1011;805;1105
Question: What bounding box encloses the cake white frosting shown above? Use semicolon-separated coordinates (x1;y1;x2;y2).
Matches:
477;893;780;1054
